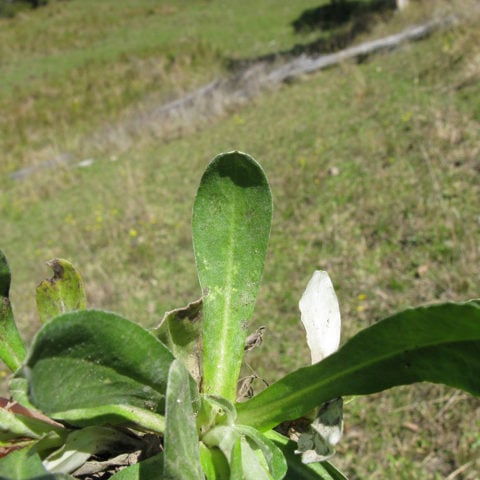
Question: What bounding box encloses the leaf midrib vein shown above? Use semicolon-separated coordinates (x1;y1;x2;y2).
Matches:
216;187;237;395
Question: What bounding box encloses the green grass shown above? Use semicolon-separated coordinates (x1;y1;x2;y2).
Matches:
0;0;324;174
1;0;480;478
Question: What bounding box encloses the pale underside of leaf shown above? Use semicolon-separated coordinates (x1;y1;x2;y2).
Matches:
265;430;349;480
295;398;343;464
299;271;341;364
163;359;204;479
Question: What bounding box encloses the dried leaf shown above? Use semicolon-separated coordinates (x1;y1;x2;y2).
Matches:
244;326;266;352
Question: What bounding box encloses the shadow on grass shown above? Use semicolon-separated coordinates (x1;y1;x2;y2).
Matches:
0;0;48;19
292;0;396;32
227;0;397;70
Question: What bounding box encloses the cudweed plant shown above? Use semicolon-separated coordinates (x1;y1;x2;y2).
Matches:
0;151;479;479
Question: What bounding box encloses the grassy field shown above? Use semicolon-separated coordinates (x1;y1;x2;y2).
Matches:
0;0;327;175
1;0;480;478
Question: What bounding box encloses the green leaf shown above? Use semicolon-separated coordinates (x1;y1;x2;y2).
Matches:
26;476;74;480
198;395;237;432
235;426;286;480
202;425;286;480
154;298;203;384
228;430;286;480
265;430;349;480
0;446;48;479
320;463;349;480
202;425;240;461
21;310;174;431
36;259;87;324
236;436;273;480
38;405;166;433
9;378;40;412
199;443;230;480
229;437;243;480
108;453;164;480
237;302;480;430
193;151;272;401
163;359;204;480
9;373;165;433
0;250;26;371
43;426;139;474
0;404;62;441
0;251;11;298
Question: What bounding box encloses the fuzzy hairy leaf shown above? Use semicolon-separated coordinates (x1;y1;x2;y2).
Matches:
163;360;204;480
236;436;273;480
235;426;287;480
237;302;480;430
199;443;229;480
108;453;164;480
0;251;26;372
43;426;138;474
154;298;203;384
202;425;286;480
0;447;48;479
193;151;272;401
0;405;61;442
21;310;174;431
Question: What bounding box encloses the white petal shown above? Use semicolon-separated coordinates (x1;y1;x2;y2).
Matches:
299;271;341;364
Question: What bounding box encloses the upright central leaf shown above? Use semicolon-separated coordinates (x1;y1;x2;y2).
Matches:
193;152;272;400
